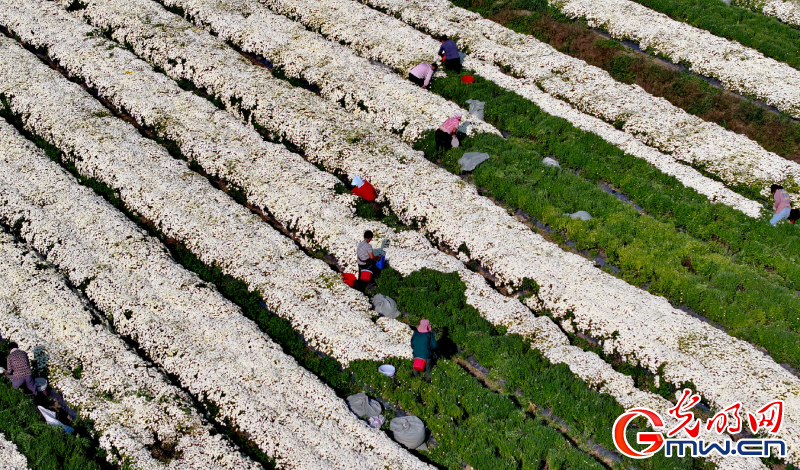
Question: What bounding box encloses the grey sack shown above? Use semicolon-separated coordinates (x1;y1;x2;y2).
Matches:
347;393;382;418
459;152;490;172
466;99;485;120
390;415;426;449
372;294;400;319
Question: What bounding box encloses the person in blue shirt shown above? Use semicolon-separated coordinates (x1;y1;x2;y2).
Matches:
438;36;462;72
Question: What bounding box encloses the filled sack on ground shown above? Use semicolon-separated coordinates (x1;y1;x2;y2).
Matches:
372;294;400;318
347;393;382;418
390;415;426;449
459;152;490;171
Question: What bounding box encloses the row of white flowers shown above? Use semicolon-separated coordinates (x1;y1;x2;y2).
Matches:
158;0;495;141
0;110;431;469
550;0;800;118
1;0;529;346
0;25;410;365
0;5;758;466
60;0;800;460
732;0;800;27
0;433;28;470
0;231;260;470
355;0;800;196
249;0;762;216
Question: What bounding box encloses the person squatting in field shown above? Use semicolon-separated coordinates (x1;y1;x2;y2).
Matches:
4;342;45;397
438;36;461;73
357;230;379;278
771;184;793;226
411;319;437;383
435;114;462;152
408;62;437;90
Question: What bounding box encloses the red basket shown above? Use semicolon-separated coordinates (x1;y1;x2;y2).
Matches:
359;270;373;282
342;273;357;287
413;358;427;372
460;76;475;84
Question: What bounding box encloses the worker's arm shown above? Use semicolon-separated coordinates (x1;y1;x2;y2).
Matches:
423;68;433;88
369;251;379;260
437;44;445;57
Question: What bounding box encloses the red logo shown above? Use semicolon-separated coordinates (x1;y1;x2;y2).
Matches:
612;389;785;459
612;408;665;458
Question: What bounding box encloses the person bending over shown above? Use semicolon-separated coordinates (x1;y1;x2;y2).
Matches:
408;62;437;89
438;36;462;73
771;184;792;226
4;343;44;396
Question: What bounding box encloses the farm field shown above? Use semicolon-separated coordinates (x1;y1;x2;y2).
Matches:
0;0;798;469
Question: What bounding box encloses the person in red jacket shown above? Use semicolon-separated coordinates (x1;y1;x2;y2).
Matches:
351;175;377;202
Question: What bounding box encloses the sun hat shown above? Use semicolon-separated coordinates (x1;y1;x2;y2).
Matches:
417;319;432;333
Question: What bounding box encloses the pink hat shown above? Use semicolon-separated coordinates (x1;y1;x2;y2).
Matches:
417;319;432;333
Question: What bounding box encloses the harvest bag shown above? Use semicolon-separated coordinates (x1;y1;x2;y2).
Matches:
390;416;426;449
413;358;427;372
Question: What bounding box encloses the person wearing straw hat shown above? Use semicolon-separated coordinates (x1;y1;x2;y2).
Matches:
435;114;462;152
351;175;377;203
411;319;437;383
4;342;45;397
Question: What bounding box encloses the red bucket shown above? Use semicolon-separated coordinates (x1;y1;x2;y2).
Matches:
342;273;357;287
460;76;475;84
359;270;373;282
413;358;427;372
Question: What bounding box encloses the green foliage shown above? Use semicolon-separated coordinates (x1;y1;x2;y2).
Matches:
607;53;638;84
0;381;106;470
423;71;800;368
351;359;605;470
369;268;700;470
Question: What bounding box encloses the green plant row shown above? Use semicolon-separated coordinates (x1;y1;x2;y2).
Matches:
419;71;800;368
0;344;108;470
430;60;800;291
429;68;800;284
364;267;709;470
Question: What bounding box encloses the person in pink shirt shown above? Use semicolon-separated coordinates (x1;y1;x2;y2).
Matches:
408;62;437;89
770;184;792;226
435;114;462;151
